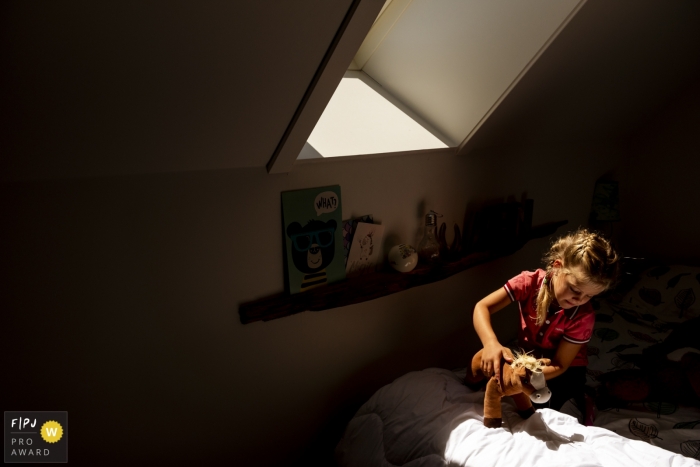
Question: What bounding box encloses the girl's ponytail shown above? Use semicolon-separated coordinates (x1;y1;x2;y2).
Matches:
535;270;555;326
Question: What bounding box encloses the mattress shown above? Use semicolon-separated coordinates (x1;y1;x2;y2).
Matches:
336;367;699;466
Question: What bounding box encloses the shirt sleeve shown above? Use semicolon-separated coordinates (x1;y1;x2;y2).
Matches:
504;270;537;303
563;304;595;344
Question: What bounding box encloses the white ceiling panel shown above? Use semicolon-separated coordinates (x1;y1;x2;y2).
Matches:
361;0;582;146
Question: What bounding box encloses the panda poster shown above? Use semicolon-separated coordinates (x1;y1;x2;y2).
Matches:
282;185;345;294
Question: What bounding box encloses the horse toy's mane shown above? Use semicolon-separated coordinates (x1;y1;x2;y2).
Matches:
511;349;545;372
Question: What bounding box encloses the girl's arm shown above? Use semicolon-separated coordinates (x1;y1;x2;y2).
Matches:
473;288;513;382
540;340;581;380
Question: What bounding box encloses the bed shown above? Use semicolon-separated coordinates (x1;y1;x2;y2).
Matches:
335;263;700;466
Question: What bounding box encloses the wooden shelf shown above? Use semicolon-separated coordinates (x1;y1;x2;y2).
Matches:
239;220;568;324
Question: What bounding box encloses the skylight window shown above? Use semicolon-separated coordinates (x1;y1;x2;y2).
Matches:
271;0;584;172
298;71;449;159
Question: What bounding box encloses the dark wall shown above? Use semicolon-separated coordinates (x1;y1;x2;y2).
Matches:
618;77;700;264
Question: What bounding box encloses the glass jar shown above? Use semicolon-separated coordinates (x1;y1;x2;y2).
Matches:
418;210;441;263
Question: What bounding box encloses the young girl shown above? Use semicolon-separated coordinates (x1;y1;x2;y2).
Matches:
473;228;620;414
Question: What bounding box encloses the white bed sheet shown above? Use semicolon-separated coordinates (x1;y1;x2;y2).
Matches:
336;368;700;467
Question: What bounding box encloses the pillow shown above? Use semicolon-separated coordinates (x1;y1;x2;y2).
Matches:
596;369;650;408
586;265;700;408
616;264;700;324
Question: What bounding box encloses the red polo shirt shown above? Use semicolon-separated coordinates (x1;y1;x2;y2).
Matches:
504;269;594;367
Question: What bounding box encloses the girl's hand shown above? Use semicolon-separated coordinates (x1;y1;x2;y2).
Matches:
481;344;513;382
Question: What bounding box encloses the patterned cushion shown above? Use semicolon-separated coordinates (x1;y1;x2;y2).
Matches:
617;264;700;322
586;265;700;389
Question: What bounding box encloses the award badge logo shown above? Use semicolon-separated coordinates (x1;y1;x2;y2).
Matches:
4;411;68;463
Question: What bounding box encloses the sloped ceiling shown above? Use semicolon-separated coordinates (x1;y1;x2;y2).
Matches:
465;0;700;151
360;0;583;147
1;0;699;181
0;0;353;181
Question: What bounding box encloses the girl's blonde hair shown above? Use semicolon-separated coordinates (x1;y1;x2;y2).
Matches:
535;228;619;326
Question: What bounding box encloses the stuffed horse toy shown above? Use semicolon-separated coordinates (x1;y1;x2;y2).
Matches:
465;348;554;428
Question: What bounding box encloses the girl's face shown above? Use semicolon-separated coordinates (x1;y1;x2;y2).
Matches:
551;260;606;309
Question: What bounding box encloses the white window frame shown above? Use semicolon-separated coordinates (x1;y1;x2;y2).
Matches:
266;0;387;174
